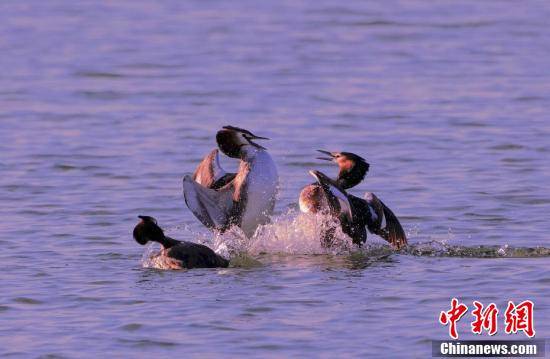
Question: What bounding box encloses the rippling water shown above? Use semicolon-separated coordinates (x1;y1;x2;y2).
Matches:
1;1;549;357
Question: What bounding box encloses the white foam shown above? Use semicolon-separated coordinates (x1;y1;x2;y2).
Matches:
140;209;360;269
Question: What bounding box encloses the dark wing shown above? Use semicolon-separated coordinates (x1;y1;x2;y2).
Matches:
364;192;407;249
309;170;352;222
183;175;234;230
193;149;236;189
345;195;370;245
306;172;369;246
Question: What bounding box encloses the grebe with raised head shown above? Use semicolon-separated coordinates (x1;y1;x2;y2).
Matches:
299;151;406;249
183;126;278;238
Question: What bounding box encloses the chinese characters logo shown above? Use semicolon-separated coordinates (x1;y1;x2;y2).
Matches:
439;298;535;339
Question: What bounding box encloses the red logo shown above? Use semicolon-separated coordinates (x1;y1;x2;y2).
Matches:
439;298;468;339
471;301;498;336
439;299;535;339
504;300;535;338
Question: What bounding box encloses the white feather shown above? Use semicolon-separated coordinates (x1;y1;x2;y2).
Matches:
299;196;312;213
328;184;352;221
238;147;278;237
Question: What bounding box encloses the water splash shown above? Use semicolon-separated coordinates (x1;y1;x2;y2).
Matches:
140;242;185;270
226;210;356;256
140;241;160;266
140;210;550;269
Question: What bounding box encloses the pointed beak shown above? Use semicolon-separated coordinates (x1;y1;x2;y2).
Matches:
316;149;335;161
246;133;269;150
250;134;270;140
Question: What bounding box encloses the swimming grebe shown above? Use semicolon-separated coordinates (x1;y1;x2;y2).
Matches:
133;215;229;269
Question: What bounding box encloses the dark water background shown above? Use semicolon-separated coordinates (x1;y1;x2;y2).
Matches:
1;1;549;357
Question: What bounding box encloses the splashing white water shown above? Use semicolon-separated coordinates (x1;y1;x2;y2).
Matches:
211;209;357;257
140;242;178;269
139;209;550;269
140;242;160;268
140;209;361;269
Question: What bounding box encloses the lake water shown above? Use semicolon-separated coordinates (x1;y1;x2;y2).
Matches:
1;1;549;357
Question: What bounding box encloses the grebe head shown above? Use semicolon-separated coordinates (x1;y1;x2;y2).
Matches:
216;126;269;158
316;150;369;189
133;215;164;245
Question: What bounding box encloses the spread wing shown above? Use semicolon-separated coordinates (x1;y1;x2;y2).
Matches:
364;192;407;249
183;175;234;230
193;149;236;189
328;183;353;222
309;170;352;222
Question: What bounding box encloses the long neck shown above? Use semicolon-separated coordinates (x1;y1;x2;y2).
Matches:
156;235;180;249
240;145;262;161
337;163;368;189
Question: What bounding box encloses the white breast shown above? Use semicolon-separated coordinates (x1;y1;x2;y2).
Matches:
239;148;278;237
